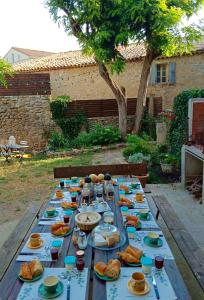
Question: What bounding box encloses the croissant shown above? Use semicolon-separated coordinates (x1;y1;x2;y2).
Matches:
29;259;43;277
53;226;70;236
51;222;66;231
126;220;138;227
126;215;139;222
94;262;107;276
19;263;32;280
104;259;121;278
117;252;140;264
125;245;143;259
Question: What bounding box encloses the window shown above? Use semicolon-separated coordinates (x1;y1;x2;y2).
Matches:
156;64;167;83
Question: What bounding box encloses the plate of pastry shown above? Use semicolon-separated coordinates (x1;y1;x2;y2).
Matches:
61;201;78;210
117;245;144;267
18;259;44;282
125;215;141;230
88;225;126;250
51;222;72;237
94;259;121;281
117;197;134;208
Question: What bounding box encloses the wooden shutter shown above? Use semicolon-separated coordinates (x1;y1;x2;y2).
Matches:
149;64;157;85
169;62;176;84
153;97;163;116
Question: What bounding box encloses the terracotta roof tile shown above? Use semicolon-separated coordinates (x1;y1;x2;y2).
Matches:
13;44;146;72
12;47;55;57
13;43;204;73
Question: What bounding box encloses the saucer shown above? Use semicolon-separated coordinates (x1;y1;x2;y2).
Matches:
27;239;44;249
143;236;163;247
38;281;64;299
18;269;44;282
95;271;120;281
126;221;141;231
44;211;59;218
127;280;150;295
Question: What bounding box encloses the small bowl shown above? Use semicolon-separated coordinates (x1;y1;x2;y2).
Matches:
71;177;78;183
147;232;159;245
43;276;59;293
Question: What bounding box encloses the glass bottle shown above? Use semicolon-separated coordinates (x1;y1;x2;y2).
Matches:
84;176;94;201
81;186;90;204
95;183;104;202
77;231;87;250
104;174;112;198
72;226;80;246
106;181;114;201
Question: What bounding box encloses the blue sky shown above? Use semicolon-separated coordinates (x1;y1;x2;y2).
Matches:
0;0;204;57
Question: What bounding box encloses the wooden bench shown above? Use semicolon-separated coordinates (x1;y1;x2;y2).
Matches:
0;202;46;281
153;195;204;292
54;163;147;178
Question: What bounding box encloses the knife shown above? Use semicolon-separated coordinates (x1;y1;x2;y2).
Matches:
151;274;160;299
67;275;71;300
19;252;40;256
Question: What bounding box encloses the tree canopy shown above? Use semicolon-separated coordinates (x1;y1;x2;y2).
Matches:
0;59;14;87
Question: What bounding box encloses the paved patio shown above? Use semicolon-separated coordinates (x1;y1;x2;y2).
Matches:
147;183;204;300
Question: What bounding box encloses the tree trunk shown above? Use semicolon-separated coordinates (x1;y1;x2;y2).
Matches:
97;61;127;140
133;48;158;133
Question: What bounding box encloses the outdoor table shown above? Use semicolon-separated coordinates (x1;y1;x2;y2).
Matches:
0;178;191;300
0;144;29;162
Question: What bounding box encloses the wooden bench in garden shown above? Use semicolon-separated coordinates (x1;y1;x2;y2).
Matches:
54;163;147;178
153;195;204;292
0;202;46;281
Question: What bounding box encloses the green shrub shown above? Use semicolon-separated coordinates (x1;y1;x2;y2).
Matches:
70;131;92;148
160;153;178;166
123;135;152;158
48;132;67;150
128;153;150;164
140;108;156;140
169;89;204;156
50;95;87;139
70;124;121;148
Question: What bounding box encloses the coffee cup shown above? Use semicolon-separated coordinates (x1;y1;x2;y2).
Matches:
46;207;56;216
30;233;41;247
130;272;145;291
139;209;149;219
43;276;59;293
135;192;143;202
148;232;159;244
56;190;63;199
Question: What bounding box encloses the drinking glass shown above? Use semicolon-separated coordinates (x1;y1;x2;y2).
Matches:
155;255;164;270
50;248;59;261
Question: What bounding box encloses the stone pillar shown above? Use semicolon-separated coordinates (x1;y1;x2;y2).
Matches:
156;122;167;144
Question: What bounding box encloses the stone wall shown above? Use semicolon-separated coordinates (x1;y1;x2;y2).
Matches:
49;53;204;111
0;73;54;151
0;95;54;150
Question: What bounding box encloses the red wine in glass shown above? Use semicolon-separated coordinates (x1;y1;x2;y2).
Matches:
63;215;70;224
76;258;85;271
155;256;164;269
50;248;59;260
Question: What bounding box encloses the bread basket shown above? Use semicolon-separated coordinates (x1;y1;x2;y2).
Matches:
75;212;101;231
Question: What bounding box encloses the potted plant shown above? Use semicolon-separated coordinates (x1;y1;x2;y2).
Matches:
160;153;178;174
128;153;150;187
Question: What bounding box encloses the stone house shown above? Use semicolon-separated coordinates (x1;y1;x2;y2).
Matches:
13;43;204;116
3;47;55;64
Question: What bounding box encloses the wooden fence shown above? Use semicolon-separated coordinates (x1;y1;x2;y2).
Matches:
66;98;137;118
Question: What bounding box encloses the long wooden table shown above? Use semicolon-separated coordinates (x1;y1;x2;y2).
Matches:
0;180;191;300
